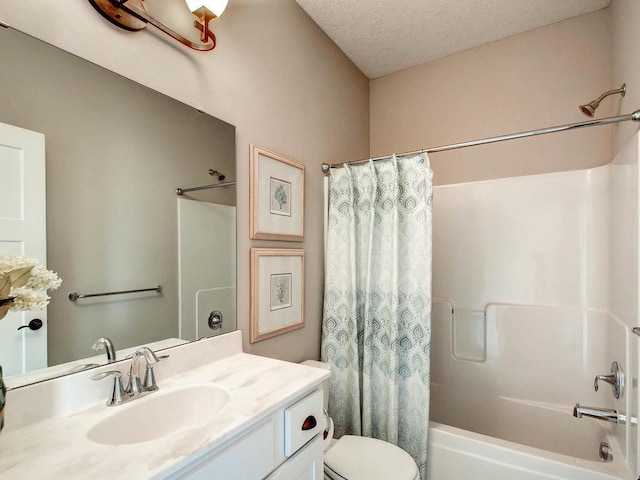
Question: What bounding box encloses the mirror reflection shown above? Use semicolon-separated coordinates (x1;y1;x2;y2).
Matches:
0;27;237;388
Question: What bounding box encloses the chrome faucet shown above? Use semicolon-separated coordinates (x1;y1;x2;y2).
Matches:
92;346;168;406
126;347;167;397
573;403;637;426
92;337;116;363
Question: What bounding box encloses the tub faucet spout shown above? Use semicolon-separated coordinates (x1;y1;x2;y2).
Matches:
573;403;637;425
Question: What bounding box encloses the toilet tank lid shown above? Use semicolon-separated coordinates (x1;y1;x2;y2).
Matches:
324;435;419;480
301;360;330;370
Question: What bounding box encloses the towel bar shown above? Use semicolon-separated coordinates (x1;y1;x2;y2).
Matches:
69;285;162;301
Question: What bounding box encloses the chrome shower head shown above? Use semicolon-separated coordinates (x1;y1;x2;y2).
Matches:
579;83;626;117
579;101;599;117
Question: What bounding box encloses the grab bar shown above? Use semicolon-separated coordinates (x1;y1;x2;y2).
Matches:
69;285;162;301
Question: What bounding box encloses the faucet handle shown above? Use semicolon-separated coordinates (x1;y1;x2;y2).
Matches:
594;361;624;399
594;374;615;391
142;364;159;392
91;370;128;406
140;353;169;392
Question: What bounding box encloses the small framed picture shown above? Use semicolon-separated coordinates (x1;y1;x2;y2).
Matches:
250;145;304;241
270;273;292;310
250;248;304;343
270;178;291;217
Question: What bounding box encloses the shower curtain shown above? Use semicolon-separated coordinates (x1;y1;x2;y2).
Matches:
321;153;433;478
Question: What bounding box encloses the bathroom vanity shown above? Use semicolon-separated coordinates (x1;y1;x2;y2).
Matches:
0;331;329;479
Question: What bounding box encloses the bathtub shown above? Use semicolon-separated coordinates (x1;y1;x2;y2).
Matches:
427;302;637;479
427;395;632;480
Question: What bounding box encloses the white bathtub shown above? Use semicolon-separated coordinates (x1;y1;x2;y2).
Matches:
428;422;635;480
427;418;630;480
428;304;636;479
428;387;633;479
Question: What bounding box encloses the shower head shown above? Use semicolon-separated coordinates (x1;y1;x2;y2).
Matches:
579;83;626;117
208;169;226;181
579;101;599;117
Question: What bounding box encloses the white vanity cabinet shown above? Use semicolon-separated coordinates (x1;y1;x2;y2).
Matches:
171;388;324;480
0;333;331;480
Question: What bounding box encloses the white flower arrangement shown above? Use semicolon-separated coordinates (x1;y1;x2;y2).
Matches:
0;256;62;320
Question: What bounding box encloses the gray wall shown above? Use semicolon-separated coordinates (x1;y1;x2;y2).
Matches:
0;27;236;365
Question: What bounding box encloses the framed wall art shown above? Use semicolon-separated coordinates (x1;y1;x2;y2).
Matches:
250;144;305;241
250;248;304;343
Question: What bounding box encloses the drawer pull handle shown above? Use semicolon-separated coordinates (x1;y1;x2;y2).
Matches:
301;415;317;431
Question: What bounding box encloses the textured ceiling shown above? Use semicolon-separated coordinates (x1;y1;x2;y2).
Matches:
295;0;611;78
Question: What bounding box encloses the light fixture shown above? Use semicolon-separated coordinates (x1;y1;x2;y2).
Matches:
88;0;227;51
185;0;228;45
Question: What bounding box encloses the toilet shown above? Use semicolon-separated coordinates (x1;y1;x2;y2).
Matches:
302;360;420;480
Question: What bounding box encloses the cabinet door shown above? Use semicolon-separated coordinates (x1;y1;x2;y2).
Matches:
178;418;277;480
266;436;324;480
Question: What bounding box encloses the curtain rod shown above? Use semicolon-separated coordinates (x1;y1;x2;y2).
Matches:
176;180;236;196
321;110;640;174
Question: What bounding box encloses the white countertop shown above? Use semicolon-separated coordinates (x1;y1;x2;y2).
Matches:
0;334;329;479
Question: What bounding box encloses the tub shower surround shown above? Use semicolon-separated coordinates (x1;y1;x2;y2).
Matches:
429;133;640;479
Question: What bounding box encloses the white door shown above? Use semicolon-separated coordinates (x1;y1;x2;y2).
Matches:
0;122;47;377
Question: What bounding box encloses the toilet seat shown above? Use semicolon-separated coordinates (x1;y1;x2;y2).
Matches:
324;435;420;480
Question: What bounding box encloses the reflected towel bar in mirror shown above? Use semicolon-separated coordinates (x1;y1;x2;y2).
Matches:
69;285;162;302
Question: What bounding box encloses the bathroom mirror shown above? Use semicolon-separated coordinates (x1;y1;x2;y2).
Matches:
0;26;237;387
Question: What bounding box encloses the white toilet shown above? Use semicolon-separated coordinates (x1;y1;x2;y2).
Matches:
302;360;420;480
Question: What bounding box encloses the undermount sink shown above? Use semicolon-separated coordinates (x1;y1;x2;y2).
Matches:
87;384;229;445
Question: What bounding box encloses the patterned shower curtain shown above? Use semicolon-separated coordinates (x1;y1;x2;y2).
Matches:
321;153;432;478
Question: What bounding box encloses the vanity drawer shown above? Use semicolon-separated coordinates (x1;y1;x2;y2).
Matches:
284;389;323;457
